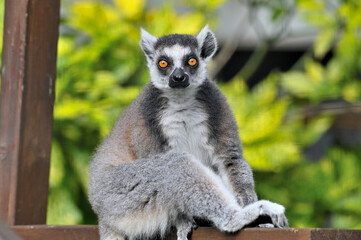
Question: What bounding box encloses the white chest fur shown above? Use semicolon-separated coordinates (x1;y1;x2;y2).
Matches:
159;91;215;165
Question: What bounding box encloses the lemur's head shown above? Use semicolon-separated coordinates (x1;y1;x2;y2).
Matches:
140;25;217;90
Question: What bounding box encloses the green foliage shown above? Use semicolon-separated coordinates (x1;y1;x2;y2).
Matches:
282;0;361;102
220;73;359;228
219;0;361;229
252;0;361;228
46;0;361;229
273;148;361;228
221;73;361;228
220;77;301;171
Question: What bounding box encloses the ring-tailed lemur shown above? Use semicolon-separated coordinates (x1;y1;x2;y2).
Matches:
89;25;288;240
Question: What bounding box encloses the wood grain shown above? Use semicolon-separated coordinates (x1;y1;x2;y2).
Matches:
311;228;361;240
10;226;361;240
192;227;311;240
0;0;60;225
13;225;99;240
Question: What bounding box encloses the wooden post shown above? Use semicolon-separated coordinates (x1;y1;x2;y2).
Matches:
0;0;60;225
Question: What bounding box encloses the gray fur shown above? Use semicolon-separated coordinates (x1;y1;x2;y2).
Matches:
89;26;288;240
155;34;198;51
197;25;217;62
140;28;157;61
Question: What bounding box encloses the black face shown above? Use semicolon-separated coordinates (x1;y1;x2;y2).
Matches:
156;53;199;89
169;68;189;88
152;34;201;89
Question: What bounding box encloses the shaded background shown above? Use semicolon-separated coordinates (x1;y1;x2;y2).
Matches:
1;0;360;229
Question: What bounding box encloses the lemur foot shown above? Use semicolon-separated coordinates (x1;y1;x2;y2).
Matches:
176;216;197;240
255;200;289;228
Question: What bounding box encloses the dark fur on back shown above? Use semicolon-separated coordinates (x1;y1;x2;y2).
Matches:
196;80;223;142
141;83;169;152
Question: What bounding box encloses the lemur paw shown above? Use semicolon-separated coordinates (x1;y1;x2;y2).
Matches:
255;200;289;228
176;217;196;240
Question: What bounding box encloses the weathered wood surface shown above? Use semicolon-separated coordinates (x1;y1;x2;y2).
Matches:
0;0;60;225
10;226;361;240
0;223;23;240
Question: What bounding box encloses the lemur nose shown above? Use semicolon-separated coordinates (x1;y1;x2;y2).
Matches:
172;68;186;82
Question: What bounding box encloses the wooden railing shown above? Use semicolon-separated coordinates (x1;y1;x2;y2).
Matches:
0;1;360;240
7;225;361;240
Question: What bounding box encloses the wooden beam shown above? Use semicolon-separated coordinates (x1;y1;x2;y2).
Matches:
0;0;60;225
193;227;311;240
193;228;361;240
13;225;99;240
0;223;23;240
11;226;361;240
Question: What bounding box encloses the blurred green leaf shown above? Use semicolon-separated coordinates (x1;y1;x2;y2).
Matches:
281;71;314;98
342;81;361;102
314;28;336;58
114;0;145;20
300;116;333;146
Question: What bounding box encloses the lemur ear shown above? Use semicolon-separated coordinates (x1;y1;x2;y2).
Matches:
140;28;157;61
197;25;217;62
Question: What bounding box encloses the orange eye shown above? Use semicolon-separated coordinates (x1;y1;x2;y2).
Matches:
158;60;168;68
188;58;197;66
